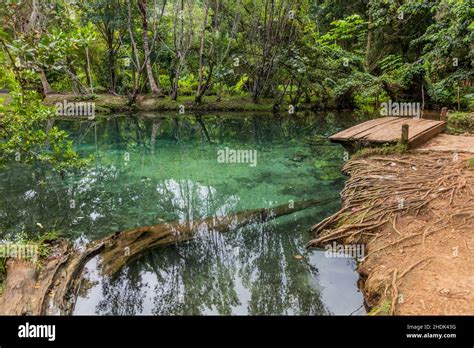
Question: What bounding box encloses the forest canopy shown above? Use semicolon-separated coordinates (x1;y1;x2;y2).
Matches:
0;0;472;108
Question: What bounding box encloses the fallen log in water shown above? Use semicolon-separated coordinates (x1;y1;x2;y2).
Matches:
0;197;334;315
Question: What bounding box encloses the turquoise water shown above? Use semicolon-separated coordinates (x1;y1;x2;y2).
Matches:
0;111;366;315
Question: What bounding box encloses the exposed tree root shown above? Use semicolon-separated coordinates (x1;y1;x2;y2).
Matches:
308;153;474;249
307;152;474;314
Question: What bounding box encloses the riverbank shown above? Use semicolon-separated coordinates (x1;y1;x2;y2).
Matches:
43;93;315;114
308;148;474;315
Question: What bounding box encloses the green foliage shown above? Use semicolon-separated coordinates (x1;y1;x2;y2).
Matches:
466;158;474;170
233;75;249;95
35;231;60;259
352;143;408;160
0;230;60;294
368;299;391;316
318;14;367;49
0;0;472;109
0;65;88;170
178;75;199;96
378;55;404;74
465;94;474;111
447;112;474;134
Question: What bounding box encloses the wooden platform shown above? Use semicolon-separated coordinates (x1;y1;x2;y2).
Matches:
329;117;447;149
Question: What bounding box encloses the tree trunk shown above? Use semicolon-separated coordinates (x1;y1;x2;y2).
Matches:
171;0;185;101
171;68;180;101
39;68;52;95
131;62;137;100
126;0;145;103
195;3;210;104
457;84;461;111
365;13;372;71
421;82;425;118
85;47;93;93
106;33;117;94
138;0;161;96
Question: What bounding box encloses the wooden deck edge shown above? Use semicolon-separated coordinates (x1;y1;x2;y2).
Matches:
408;121;447;149
329;137;398;144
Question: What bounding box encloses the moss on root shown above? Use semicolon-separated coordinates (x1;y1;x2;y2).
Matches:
368;299;392;316
466;158;474;169
351;143;408;160
0;231;59;296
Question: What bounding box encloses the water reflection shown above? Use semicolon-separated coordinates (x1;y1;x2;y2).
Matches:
0;111;366;315
76;212;362;315
76;213;352;315
0;111;356;241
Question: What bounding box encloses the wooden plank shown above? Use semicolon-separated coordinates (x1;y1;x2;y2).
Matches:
329;117;398;140
359;118;409;142
351;117;406;143
408;121;447;149
328;116;447;148
344;117;403;140
406;120;444;141
363;118;440;143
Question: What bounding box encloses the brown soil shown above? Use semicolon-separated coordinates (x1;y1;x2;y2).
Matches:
417;134;474;153
308;151;474;315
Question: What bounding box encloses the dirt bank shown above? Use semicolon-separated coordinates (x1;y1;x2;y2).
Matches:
308;151;474;315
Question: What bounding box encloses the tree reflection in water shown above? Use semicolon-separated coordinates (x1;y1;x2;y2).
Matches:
84;174;330;315
93;214;329;315
0;111;364;315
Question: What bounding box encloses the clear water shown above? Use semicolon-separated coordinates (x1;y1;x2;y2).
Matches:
0;111;366;315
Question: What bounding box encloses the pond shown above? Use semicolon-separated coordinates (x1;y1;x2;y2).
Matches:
0;111;367;315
